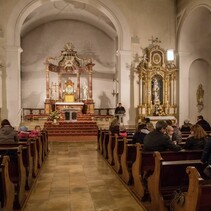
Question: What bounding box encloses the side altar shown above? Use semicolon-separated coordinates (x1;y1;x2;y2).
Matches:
44;43;95;114
135;37;178;122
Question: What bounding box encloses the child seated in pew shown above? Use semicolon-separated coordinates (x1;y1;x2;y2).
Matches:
119;126;127;138
0;119;18;143
18;125;40;139
183;124;207;150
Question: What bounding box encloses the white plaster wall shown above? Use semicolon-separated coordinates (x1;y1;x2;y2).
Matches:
178;5;211;125
189;60;210;124
21;20;116;109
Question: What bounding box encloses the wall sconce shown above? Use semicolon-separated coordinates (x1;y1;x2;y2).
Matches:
167;49;174;61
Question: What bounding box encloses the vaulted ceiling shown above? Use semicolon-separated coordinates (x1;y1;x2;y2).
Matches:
21;0;117;39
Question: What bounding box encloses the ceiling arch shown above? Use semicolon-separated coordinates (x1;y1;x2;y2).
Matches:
6;0;131;51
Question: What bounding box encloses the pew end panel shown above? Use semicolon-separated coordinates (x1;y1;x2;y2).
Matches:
172;166;211;211
120;138;136;185
0;156;15;211
148;151;204;211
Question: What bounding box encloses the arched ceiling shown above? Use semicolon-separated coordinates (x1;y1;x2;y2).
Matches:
21;0;117;39
179;6;211;53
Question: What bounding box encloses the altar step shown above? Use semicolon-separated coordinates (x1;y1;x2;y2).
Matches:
44;121;98;142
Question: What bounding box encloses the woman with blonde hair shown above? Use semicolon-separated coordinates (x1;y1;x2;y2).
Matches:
109;118;120;135
183;124;207;150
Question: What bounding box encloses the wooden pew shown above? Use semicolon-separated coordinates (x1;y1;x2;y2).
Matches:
113;134;124;173
0;146;26;208
0;155;15;211
172;166;211;211
98;129;104;154
148;152;204;211
0;141;33;190
19;138;38;177
131;143;203;200
120;137;136;184
107;132;116;165
102;131;109;159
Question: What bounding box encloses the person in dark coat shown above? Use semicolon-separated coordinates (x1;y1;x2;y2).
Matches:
0;119;18;142
109;118;120;135
143;120;181;152
132;123;149;144
201;137;211;178
197;115;211;132
180;119;192;132
115;103;126;115
183;124;207;150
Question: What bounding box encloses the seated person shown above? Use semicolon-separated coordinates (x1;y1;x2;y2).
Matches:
166;119;182;143
166;125;178;144
143;120;181;152
201;137;211;178
109;118;120;135
0;119;18;142
196;115;211;132
18;126;30;139
183;124;207;150
180;119;192;132
119;126;127;138
132;123;149;144
30;125;42;137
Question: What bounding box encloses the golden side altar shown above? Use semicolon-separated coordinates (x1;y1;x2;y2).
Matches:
136;37;178;122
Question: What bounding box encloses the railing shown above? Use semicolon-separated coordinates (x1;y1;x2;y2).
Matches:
22;107;115;119
94;108;115;116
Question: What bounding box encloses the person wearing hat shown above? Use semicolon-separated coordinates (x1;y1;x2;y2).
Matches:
0;119;18;142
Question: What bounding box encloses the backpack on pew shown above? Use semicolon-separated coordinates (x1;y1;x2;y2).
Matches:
170;188;185;210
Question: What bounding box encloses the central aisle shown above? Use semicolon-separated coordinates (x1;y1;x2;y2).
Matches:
23;141;144;211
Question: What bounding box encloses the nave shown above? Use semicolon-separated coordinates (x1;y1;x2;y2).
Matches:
23;141;144;211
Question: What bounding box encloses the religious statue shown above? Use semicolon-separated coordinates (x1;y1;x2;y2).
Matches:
64;78;74;94
63;77;75;102
152;77;160;104
196;84;204;112
82;82;88;100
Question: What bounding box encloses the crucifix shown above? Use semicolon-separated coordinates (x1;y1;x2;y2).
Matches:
148;36;161;45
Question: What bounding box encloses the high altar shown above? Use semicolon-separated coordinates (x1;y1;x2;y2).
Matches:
44;43;95;114
136;38;178;123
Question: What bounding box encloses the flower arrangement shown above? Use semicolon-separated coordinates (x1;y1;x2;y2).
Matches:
49;111;61;121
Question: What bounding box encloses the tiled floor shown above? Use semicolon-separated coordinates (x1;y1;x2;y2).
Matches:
23;141;145;211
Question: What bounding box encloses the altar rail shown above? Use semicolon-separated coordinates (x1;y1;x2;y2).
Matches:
22;107;115;120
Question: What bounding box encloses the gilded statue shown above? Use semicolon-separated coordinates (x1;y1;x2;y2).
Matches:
152;77;160;104
196;84;204;112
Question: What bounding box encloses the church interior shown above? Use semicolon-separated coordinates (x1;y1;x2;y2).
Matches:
0;0;211;210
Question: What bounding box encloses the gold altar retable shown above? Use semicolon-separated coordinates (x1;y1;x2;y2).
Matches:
136;38;178;122
44;42;95;114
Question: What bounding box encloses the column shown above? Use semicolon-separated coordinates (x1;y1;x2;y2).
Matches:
116;49;132;125
139;74;142;105
58;73;62;100
5;45;22;128
88;72;93;99
77;73;80;100
0;68;2;120
46;66;50;99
